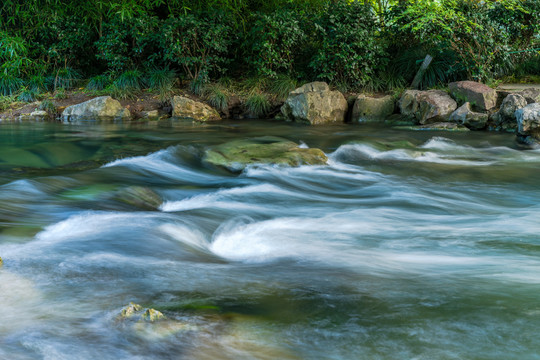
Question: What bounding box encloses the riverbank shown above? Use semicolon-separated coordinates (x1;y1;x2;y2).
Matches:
1;80;540;147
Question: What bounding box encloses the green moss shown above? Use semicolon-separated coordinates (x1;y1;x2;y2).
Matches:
203;136;328;172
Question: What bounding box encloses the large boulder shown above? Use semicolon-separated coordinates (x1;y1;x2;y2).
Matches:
399;89;457;124
281;82;348;125
351;94;395;123
203;136;328;172
491;94;527;132
171;96;221;122
516;103;540;139
449;102;489;130
62;96;131;121
449;81;497;111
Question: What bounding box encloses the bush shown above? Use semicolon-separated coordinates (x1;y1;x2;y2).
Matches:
17;87;39;102
114;70;144;91
245;9;307;78
0;72;24;96
53;67;81;90
309;1;388;90
205;84;229;112
33;16;94;71
86;75;110;91
95;16;161;73
386;0;514;83
245;92;270;117
160;12;233;83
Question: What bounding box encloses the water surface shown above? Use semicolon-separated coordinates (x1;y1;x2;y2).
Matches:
0;121;539;360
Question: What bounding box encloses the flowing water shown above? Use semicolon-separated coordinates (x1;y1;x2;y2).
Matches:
0;120;539;360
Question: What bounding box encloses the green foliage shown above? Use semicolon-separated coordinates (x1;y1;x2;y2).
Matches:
267;74;298;100
86;75;110;91
54;67;81;90
54;88;67;99
28;75;48;92
107;83;137;100
386;0;515;83
114;70;144;91
205;84;229;112
245;92;270;117
39;99;57;114
160;12;233;82
17;86;38;102
146;67;176;91
95;16;161;72
245;8;307;78
309;1;388;90
0;94;16;111
0;72;23;96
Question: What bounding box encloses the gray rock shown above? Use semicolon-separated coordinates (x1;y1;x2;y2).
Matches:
516;103;540;139
281;82;348;125
62;96;131;121
142;110;159;119
491;94;527;131
449;81;497;111
399;89;457;124
520;88;540;104
351;95;395;123
171;96;220;122
449;102;489;130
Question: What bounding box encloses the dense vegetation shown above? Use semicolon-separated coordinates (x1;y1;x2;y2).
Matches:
0;0;539;106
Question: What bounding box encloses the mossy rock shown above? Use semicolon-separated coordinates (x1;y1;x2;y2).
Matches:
113;186;162;210
203;136;328;172
0;257;3;267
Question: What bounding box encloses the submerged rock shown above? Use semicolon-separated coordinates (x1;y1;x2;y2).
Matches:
281;82;348;125
449;102;489;130
203;136;328;172
171;96;221;122
394;122;470;131
62;96;131;121
113;186;162;210
351;94;395;123
449;81;497;111
118;303;166;322
516;103;540;140
399;90;457;124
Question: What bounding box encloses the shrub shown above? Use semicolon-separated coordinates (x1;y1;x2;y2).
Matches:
95;16;161;73
245;92;270;118
267;74;298;100
245;8;307;78
385;0;514;83
160;12;233;83
114;70;144;91
39;99;57;114
33;16;94;71
86;75;110;91
28;75;48;92
0;72;24;96
17;87;39;102
309;1;388;90
54;67;81;90
205;84;229;112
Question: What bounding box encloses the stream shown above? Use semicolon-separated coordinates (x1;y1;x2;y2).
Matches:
0;120;539;359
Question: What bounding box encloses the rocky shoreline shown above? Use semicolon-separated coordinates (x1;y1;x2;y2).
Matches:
1;80;540;147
